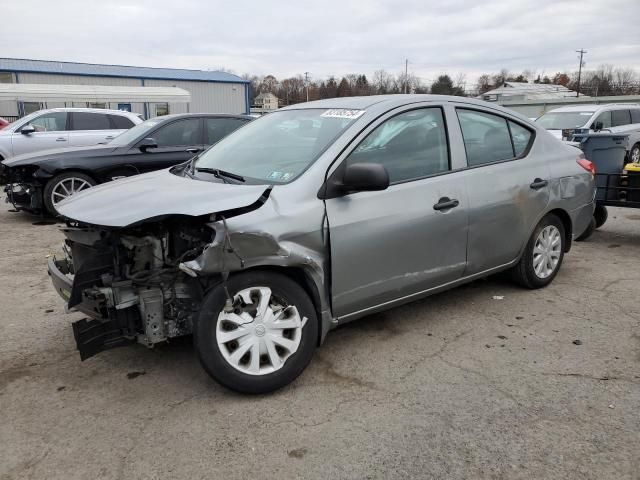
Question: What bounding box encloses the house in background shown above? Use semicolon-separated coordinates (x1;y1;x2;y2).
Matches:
252;92;279;114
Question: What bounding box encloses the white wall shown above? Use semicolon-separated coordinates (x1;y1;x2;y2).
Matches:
143;79;246;115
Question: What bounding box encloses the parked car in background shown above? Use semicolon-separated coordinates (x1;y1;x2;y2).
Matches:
1;113;252;215
0;117;9;130
47;95;595;393
535;104;640;162
0;108;143;161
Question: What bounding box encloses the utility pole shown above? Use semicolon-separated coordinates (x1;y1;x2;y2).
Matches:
576;49;586;97
404;59;409;94
304;72;310;102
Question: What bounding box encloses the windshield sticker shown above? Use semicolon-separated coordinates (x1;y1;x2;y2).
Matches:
321;109;365;119
267;171;283;180
281;172;293;181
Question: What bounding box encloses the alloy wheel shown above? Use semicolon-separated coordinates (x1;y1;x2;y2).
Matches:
216;286;304;376
50;177;92;207
532;225;562;279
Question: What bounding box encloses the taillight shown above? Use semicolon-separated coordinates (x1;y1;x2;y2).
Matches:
577;157;595;176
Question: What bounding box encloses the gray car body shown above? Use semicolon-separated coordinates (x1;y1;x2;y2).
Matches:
56;94;595;342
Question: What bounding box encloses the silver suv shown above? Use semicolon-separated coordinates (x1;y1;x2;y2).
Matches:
536;104;640;162
0;108;142;160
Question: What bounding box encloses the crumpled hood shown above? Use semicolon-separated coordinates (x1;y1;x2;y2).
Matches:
2;144;119;168
57;168;270;228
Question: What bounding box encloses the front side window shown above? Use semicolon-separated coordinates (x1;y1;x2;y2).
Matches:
205;118;248;144
457;109;515;166
71;112;111;131
29;112;67;132
152;118;200;147
631;109;640;124
194;109;358;184
611;109;631;127
593;111;612;129
345;108;449;183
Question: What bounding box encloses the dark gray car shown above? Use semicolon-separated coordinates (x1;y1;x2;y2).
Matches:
48;95;595;393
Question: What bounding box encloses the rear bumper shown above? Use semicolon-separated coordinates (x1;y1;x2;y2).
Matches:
570;200;596;240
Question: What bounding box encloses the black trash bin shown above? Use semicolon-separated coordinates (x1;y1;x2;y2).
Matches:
573;132;630;201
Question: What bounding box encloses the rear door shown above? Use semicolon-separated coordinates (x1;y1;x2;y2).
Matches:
204;117;250;147
68;111;119;147
11;111;69;156
326;105;468;318
129;117;203;172
454;106;549;274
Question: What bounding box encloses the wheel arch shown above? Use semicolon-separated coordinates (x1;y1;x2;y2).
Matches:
546;208;573;252
226;265;328;346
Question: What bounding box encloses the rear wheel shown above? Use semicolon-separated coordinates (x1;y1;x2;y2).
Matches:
43;171;96;216
594;205;608;229
194;271;318;394
511;214;565;289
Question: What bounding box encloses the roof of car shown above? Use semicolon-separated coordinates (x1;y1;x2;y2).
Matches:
35;107;140;116
280;94;506;111
547;103;640;114
144;113;253;121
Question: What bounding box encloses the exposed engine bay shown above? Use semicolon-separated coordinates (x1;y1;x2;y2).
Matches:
50;217;219;359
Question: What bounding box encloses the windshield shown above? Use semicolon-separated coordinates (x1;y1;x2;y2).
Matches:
535;111;594;130
193;109;360;183
108;118;163;146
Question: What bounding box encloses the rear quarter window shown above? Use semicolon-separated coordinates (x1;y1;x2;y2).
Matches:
109;114;135;129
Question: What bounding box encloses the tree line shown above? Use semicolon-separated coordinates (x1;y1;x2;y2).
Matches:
242;65;639;106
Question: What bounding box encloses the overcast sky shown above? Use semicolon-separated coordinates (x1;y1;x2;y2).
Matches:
2;0;639;86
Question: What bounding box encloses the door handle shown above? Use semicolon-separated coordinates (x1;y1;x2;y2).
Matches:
433;197;460;211
104;136;114;140
186;147;200;154
56;137;67;142
530;178;548;190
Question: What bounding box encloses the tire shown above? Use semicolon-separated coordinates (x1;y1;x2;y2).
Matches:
594;205;608;229
629;143;640;164
575;217;596;241
43;171;96;216
511;214;565;289
194;271;318;394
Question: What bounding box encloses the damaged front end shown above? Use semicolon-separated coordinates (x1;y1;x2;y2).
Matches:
49;217;211;360
1;164;45;212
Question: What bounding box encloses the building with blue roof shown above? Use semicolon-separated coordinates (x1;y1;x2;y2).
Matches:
0;58;250;120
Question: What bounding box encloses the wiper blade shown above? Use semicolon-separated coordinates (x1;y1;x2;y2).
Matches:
195;167;245;182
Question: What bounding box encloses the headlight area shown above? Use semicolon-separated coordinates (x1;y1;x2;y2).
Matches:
49;218;213;360
2;166;44;212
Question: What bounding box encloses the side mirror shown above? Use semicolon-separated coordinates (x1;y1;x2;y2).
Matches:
138;137;158;152
20;124;36;135
320;162;390;199
592;121;603;131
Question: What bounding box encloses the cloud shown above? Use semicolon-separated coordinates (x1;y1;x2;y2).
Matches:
2;0;639;86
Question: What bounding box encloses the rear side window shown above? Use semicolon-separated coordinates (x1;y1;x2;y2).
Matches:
345;107;449;183
205;118;248;144
109;114;135;129
631;109;640;124
152;118;201;147
71;112;111;131
611;109;631;127
509;121;532;157
457;109;513;166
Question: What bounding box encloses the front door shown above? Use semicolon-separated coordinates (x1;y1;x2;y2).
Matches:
325;106;468;318
11;111;69;156
131;117;204;173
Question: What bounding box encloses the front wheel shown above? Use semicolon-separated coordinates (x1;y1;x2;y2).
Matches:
194;271;318;394
511;214;565;289
43;171;96;216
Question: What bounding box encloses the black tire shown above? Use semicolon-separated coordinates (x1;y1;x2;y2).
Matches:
594;205;608;229
511;214;565;289
575;217;596;241
43;171;96;216
194;271;318;394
